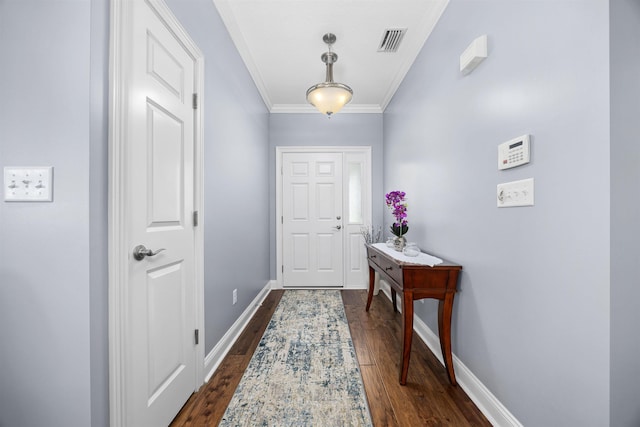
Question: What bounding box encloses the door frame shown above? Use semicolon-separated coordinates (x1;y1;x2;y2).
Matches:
275;146;372;289
108;0;205;425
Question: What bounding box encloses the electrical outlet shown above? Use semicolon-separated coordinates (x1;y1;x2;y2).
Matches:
233;289;237;305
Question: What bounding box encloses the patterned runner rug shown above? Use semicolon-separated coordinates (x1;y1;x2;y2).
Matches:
220;290;373;426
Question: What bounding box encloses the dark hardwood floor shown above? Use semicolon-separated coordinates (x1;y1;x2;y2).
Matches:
170;289;491;426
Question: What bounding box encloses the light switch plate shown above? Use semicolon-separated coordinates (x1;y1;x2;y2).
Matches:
4;167;54;202
497;178;534;207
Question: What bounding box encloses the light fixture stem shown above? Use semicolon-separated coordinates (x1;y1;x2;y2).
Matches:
321;51;338;83
325;62;334;83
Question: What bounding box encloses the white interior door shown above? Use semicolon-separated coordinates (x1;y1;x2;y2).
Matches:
110;0;203;426
128;1;196;424
282;152;344;287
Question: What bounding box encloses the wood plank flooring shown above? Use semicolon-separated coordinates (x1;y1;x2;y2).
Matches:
170;289;491;426
342;290;491;426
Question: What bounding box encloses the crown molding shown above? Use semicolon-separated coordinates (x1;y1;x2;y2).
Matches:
270;103;383;114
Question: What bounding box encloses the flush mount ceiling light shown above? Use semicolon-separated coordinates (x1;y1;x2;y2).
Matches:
306;33;353;117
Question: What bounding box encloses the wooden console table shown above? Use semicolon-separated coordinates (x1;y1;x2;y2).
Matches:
365;244;462;386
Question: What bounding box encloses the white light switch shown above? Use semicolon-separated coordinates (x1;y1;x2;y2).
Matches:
4;167;53;202
497;178;534;207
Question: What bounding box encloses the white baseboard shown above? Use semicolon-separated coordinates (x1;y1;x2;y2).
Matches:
203;280;274;382
378;281;522;427
270;280;367;290
344;283;369;290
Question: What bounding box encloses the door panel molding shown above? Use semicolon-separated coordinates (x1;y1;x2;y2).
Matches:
275;146;372;290
108;0;204;425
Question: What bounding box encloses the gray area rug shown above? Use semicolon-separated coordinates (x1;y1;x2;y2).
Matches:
219;290;373;427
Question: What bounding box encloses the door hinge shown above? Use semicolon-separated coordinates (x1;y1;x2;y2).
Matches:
192;93;198;109
193;211;199;226
282;265;284;273
194;329;199;345
281;216;283;224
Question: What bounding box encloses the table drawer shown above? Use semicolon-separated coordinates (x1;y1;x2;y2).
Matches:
368;249;403;285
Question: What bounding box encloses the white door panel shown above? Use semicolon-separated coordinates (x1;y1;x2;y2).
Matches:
283;152;343;287
129;1;196;423
110;0;203;425
147;103;185;225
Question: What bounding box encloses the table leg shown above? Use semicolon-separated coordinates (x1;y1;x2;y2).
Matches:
373;271;380;296
438;293;457;386
366;266;375;312
400;291;414;385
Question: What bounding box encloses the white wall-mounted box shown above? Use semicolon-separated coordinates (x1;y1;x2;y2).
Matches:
498;134;531;170
460;35;488;75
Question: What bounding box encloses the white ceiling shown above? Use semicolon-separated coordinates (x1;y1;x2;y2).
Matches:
212;0;450;113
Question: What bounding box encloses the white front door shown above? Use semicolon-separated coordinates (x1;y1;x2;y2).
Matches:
277;147;372;289
282;152;344;287
109;0;203;426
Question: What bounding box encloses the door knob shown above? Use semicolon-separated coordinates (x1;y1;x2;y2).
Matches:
334;225;342;230
133;245;166;261
336;216;341;220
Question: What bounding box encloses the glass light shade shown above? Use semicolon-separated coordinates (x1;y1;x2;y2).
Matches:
306;83;353;116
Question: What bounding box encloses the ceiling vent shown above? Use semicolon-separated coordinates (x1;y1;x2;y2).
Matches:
377;28;407;53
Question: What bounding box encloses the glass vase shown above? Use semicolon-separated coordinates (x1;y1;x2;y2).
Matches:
393;235;406;252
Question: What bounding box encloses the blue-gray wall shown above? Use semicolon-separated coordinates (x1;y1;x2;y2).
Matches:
268;113;384;278
384;1;610;425
164;0;270;367
0;1;93;426
610;1;640;426
90;0;110;424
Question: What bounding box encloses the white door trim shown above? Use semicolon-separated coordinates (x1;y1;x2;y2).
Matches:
108;0;205;425
275;146;372;289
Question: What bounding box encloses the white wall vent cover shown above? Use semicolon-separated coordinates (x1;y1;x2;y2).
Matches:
460;34;488;75
378;28;407;53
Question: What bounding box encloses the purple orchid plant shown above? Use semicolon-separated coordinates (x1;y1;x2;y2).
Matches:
385;190;408;237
